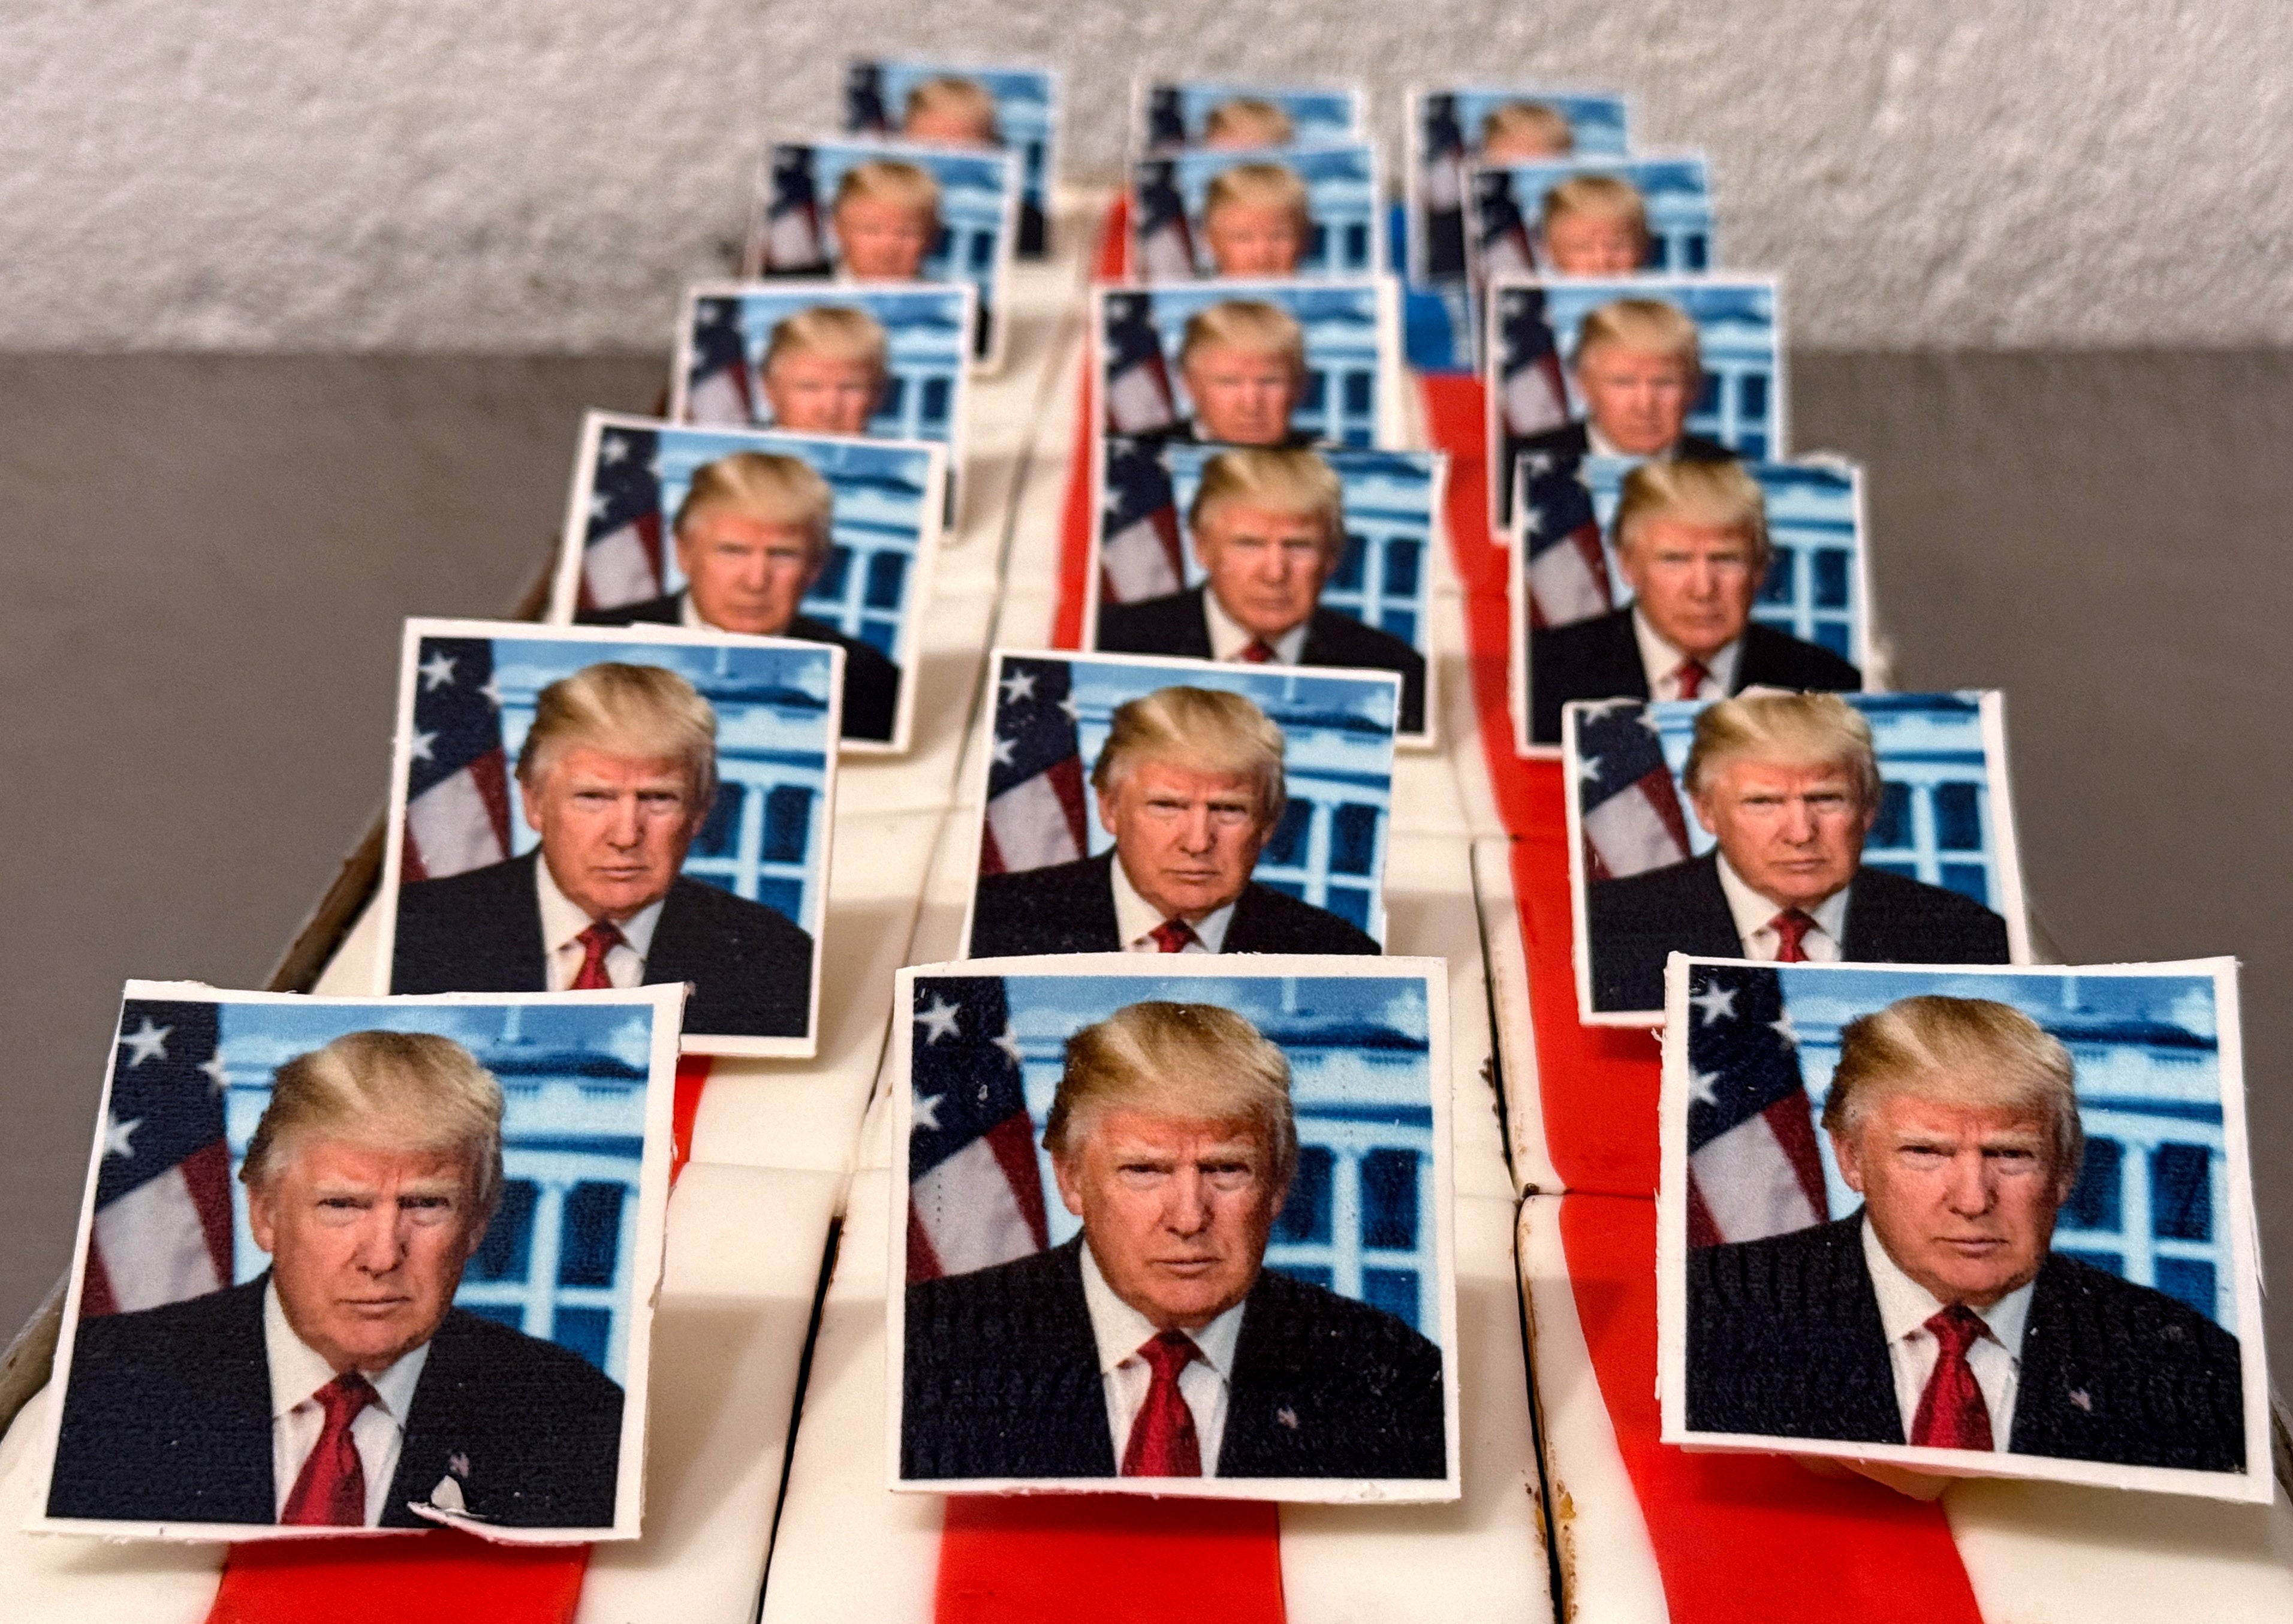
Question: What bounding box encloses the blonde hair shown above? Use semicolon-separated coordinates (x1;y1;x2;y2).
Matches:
1090;685;1286;827
1202;97;1294;148
1613;458;1769;571
1821;996;2083;1183
1572;296;1701;370
516;662;718;808
1205;161;1311;227
240;1031;505;1218
833;157;942;218
761;305;889;377
1481;101;1574;156
673;451;833;558
1542;174;1649;242
903;76;1000;143
1187;446;1343;550
1177;299;1307;375
1684;692;1879;805
1044;1001;1298;1187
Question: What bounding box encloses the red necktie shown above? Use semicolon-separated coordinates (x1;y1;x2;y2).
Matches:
280;1371;376;1526
1770;909;1816;963
1148;918;1198;954
1674;658;1709;698
572;920;625;990
1236;639;1277;664
1121;1331;1204;1477
1909;1305;1994;1450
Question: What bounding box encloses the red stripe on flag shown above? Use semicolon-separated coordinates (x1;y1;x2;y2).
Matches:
1044;755;1090;855
1426;373;1984;1624
936;1496;1285;1624
980;1114;1051;1253
670;1053;712;1188
206;1530;589;1624
467;750;514;860
1761;1090;1834;1221
179;1138;239;1286
79;1246;117;1319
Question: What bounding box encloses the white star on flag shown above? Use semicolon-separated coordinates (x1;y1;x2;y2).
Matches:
1770;1011;1800;1048
418;652;458;692
589;492;611;523
1689;983;1737;1026
1058;697;1080;722
993;1025;1023;1066
1640;709;1664;736
118;1019;171;1068
1524;452;1554;477
409;730;438;765
200;1052;230;1094
1519;502;1545;538
600;434;628;464
991;734;1016;768
480;676;503;709
103;1113;142;1159
912;1093;943;1131
1688;1069;1720;1108
917;998;961;1043
1577;754;1602;784
1000;669;1036;704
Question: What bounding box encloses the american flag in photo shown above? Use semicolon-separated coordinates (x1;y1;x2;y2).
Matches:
980;657;1089;876
1098;437;1186;603
1572;700;1691;882
579;425;665;612
762;144;825;272
1517;453;1613;628
1683;965;1830;1248
843;62;890;132
1133;158;1196;279
81;1001;233;1319
1471;167;1535;281
906;977;1050;1282
402;637;512;883
685;297;755;427
1494;283;1571;438
1102;293;1180;436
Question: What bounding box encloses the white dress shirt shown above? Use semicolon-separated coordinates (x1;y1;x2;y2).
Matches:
1110;852;1236;953
676;590;713;631
1713;852;1849;963
264;1282;430;1525
1078;1242;1246;1476
534;854;665;990
1203;589;1308;667
1861;1215;2032;1451
1630;604;1741;701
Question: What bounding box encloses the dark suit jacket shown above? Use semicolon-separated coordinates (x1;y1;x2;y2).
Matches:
1686;1215;2245;1472
1498;423;1732;525
49;1276;626;1527
576;594;901;743
1585;851;2010;1012
903;1238;1446;1480
969;851;1378;958
392;851;813;1039
1095;584;1428;734
1529;604;1862;745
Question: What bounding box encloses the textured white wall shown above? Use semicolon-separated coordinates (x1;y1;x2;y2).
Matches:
5;1;2289;351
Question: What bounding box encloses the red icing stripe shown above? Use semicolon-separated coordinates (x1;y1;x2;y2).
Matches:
937;1497;1285;1623
938;191;1286;1624
670;1051;713;1188
1425;374;1985;1623
206;1531;587;1624
1048;195;1129;650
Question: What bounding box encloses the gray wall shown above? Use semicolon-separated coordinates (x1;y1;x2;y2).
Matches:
4;1;2291;349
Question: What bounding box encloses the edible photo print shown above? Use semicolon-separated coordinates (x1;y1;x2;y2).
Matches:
1658;957;2268;1502
1131;142;1381;282
1136;79;1364;155
845;60;1058;257
891;956;1459;1501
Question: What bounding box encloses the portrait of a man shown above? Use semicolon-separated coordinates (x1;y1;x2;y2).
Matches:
1162;299;1319;448
1587;694;2008;1011
828;158;944;282
49;1030;626;1529
969;685;1379;957
900;76;1001;147
1538;174;1650;276
1201;97;1294;150
1504;296;1732;480
574;451;901;743
902;1000;1446;1481
757;306;890;438
1480;100;1574;161
1096;447;1426;733
1202;162;1312;278
1531;459;1861;744
391;661;814;1039
1687;995;2246;1472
